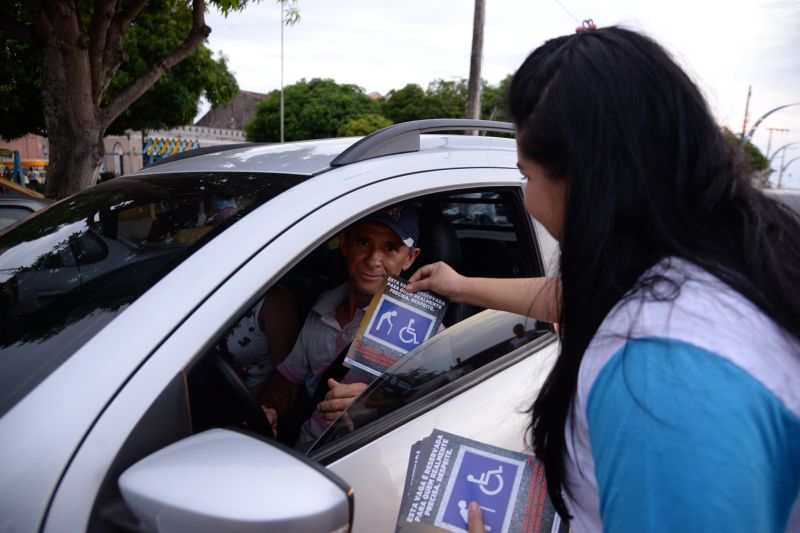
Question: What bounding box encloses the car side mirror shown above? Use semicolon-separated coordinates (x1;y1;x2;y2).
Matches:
119;428;353;532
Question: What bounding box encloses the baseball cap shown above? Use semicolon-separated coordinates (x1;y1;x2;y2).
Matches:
361;204;420;248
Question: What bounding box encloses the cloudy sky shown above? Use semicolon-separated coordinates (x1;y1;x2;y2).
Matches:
201;0;800;187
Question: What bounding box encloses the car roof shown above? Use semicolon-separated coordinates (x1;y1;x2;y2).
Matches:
132;119;516;177
765;188;800;214
133;137;359;176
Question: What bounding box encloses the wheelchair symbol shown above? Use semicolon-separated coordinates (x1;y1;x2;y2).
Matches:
467;465;504;496
398;318;419;345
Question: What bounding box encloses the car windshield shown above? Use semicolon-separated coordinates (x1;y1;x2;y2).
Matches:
0;172;301;416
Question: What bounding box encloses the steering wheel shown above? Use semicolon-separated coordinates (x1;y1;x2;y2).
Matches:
208;348;274;438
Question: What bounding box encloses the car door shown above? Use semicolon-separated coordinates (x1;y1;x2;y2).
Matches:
317;311;558;532
45;167;551;532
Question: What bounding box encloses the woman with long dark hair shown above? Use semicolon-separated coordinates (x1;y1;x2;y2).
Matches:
408;26;800;531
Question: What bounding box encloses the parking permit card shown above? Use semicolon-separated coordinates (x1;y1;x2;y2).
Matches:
399;440;423;514
344;275;448;377
395;430;568;533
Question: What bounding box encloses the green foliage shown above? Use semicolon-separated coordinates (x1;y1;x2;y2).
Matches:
245;78;379;142
338;113;393;137
426;78;469;118
278;0;301;25
381;76;514;124
0;34;44;139
380;79;467;123
0;0;241;139
722;128;770;173
106;0;239;133
743;139;770;172
380;84;429;123
481;74;513;121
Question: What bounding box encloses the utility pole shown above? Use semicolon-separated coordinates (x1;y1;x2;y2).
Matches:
466;0;485;131
280;0;285;143
765;127;789;158
740;85;751;139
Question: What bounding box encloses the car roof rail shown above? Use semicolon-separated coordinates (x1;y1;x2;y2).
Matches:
330;119;514;167
144;142;261;168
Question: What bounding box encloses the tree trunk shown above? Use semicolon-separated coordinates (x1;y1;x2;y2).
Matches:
47;127;105;198
40;43;105;198
466;0;485;126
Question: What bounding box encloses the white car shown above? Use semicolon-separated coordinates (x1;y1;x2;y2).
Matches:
0;120;560;532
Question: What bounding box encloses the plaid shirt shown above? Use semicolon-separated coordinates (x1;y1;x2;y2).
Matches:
277;283;365;396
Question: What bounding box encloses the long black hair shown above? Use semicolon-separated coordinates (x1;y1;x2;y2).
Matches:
509;27;800;518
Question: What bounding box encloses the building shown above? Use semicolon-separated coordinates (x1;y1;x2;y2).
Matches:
2;90;267;184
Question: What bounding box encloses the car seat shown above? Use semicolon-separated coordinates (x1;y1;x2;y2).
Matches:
411;206;480;326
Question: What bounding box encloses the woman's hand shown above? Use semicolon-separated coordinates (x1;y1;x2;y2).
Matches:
406;261;464;301
467;501;485;533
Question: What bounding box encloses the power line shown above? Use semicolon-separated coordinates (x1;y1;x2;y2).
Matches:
549;0;579;23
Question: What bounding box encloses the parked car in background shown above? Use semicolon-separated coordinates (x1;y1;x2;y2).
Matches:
0;195;51;230
0;120;560;532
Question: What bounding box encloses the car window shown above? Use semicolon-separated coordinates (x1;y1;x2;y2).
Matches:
0;172;302;417
440;192;513;227
186;185;546;454
0;206;33;229
311;311;551;452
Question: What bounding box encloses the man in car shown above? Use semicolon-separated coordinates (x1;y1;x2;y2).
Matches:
260;204;421;451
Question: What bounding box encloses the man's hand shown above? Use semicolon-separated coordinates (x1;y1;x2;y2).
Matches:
261;406;278;439
406;261;464;301
317;379;368;422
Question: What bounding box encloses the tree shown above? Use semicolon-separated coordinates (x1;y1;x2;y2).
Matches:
481;74;513;122
426;78;469;118
245;78;379;142
721;128;769;172
0;0;296;199
105;3;240;134
381;76;518;125
338;113;392;137
381;84;428;124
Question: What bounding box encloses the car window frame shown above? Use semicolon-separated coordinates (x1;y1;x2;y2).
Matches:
310;310;556;463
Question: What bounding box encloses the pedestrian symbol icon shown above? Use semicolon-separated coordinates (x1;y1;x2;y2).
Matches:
377;310;398;334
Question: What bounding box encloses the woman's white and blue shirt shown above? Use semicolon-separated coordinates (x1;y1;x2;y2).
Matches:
564;258;800;532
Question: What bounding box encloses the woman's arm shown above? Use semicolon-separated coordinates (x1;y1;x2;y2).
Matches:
406;261;561;323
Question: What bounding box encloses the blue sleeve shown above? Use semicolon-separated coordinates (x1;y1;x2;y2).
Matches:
586;337;800;533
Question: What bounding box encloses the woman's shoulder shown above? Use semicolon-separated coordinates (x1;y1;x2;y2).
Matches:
579;257;800;415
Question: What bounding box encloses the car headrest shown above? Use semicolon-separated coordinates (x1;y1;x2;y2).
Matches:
408;208;463;277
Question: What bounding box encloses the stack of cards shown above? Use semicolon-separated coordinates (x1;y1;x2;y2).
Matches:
395;429;567;533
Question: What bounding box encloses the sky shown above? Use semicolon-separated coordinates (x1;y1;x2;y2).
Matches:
200;0;800;187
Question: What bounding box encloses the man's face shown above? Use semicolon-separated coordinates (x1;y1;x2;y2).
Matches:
339;222;421;300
